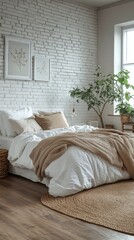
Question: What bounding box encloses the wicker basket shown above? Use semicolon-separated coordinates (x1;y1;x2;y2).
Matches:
0;149;8;178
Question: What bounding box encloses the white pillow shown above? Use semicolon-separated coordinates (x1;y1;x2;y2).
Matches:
9;118;42;135
0;107;33;137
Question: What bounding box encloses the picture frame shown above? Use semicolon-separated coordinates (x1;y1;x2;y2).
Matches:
5;36;32;80
34;55;50;81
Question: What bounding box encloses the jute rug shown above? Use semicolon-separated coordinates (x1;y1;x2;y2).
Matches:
41;180;134;235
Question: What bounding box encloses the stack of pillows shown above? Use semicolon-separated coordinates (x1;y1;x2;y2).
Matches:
0;107;69;137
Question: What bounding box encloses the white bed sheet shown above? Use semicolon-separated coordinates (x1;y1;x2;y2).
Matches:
0;135;14;150
7;126;130;197
0;135;41;182
8;125;95;184
9;165;46;183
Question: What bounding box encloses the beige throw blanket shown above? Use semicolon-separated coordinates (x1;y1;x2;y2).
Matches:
30;129;134;181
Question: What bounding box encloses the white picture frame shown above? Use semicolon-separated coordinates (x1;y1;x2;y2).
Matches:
34;55;50;81
5;36;32;80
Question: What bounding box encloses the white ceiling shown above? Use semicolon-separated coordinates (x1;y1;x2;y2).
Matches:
70;0;122;7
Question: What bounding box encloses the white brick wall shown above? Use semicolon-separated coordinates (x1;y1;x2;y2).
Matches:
0;0;97;125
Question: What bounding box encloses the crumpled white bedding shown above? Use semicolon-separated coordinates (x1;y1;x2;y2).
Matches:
8;125;130;197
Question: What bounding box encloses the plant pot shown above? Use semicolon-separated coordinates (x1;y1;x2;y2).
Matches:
120;114;131;124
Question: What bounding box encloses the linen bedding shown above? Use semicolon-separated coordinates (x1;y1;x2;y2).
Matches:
8;125;130;197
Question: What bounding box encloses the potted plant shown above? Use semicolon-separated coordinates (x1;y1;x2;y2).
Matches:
69;66;134;128
115;102;133;123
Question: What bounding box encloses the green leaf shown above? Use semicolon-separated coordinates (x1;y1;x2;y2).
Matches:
69;67;134;127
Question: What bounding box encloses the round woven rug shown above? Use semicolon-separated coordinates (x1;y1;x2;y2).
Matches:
41;180;134;235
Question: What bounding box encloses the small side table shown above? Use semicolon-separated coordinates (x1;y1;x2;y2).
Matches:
122;122;134;132
105;124;114;129
0;149;8;178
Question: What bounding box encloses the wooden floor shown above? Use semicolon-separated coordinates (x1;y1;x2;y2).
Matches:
0;174;134;240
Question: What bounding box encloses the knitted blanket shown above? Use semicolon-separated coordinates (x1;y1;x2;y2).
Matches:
30;129;134;181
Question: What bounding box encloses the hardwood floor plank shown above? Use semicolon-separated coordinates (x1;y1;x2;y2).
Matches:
0;174;134;240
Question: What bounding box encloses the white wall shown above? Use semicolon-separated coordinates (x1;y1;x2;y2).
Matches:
0;0;97;125
98;1;134;130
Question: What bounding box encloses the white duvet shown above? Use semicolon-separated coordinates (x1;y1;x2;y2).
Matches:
8;125;130;197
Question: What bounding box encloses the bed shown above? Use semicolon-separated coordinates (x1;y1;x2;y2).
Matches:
0;135;39;181
0;107;131;197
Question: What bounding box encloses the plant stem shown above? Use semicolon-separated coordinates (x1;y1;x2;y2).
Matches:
91;107;104;128
98;115;104;128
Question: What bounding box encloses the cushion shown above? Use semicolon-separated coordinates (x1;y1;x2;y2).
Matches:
35;112;69;130
38;110;65;116
0;107;33;137
38;111;54;116
9;118;42;135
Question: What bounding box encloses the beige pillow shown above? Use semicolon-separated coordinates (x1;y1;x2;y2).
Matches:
38;111;54;116
35;112;69;130
9;118;42;135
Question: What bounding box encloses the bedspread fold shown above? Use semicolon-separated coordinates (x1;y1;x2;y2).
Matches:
30;128;134;181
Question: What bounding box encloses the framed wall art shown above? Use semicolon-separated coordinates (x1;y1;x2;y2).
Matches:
5;36;32;80
34;55;50;81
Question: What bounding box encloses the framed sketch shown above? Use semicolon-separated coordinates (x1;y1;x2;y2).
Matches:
34;55;50;81
5;36;32;80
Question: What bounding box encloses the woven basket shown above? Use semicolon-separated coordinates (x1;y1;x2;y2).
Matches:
0;149;8;178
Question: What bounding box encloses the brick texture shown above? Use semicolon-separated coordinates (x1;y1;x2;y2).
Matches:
0;0;97;125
